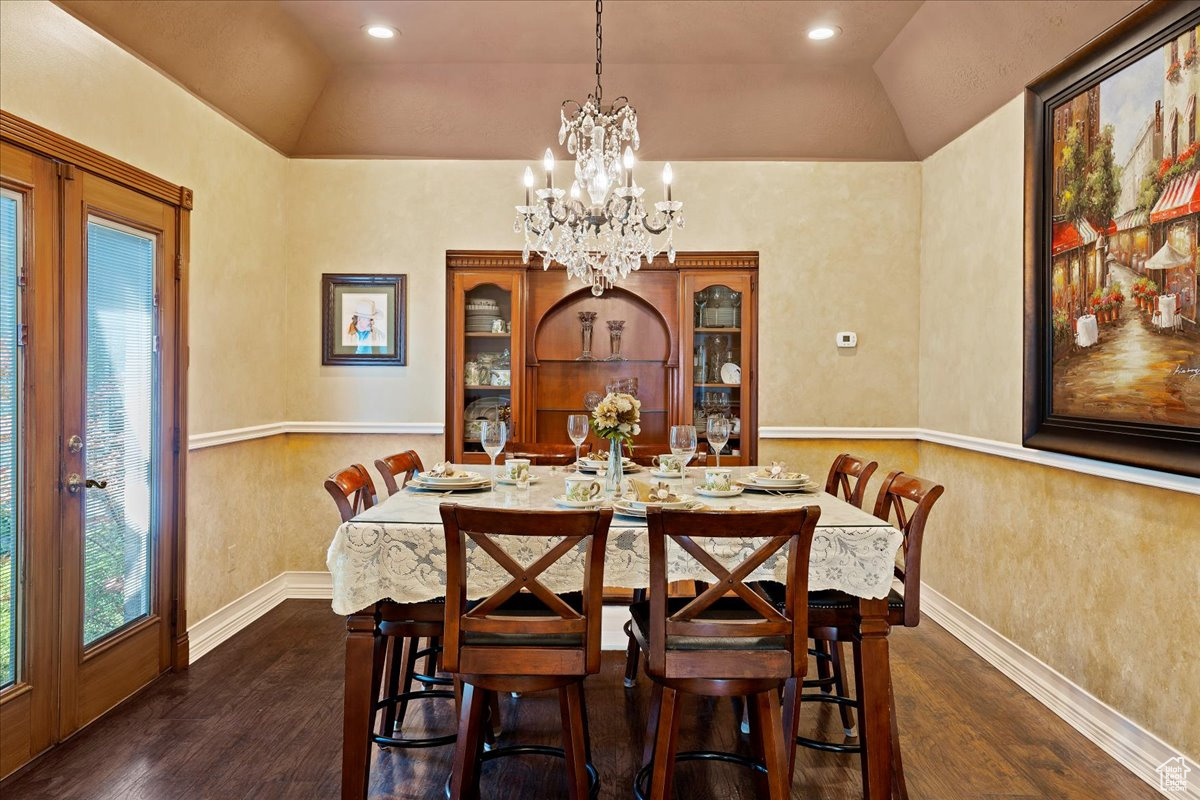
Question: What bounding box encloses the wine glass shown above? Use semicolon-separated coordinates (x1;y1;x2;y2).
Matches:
480;420;507;490
670;424;698;487
707;417;730;467
567;414;589;471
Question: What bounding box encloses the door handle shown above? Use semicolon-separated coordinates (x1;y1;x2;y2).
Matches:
66;473;108;494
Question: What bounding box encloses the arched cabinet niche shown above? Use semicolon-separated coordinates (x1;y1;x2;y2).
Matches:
445;251;758;465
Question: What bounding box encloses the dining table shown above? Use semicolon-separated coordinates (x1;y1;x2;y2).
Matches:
328;464;905;800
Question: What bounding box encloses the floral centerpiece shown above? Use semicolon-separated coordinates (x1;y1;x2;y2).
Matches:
591;391;641;492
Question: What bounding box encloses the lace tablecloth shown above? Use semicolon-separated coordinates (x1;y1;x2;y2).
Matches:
326;466;903;615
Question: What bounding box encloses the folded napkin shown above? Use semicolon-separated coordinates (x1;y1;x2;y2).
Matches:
424;462;461;478
624;479;680;504
755;461;803;480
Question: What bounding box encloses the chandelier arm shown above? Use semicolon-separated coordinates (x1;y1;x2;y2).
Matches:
640;215;671;235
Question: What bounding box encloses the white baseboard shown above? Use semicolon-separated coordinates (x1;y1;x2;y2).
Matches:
920;582;1198;799
187;573;292;662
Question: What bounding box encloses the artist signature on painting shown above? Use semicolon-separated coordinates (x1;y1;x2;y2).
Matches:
1172;365;1200;380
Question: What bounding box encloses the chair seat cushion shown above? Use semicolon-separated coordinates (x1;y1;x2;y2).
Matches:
630;596;788;652
462;591;585;648
758;582;905;626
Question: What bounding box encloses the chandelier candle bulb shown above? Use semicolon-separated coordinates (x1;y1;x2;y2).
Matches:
663;162;673;202
523;166;534;205
623;146;634;186
543;148;555;188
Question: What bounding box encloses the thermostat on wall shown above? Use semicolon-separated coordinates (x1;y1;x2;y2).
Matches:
836;331;857;348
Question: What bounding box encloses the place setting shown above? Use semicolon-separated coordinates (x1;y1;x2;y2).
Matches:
735;461;821;494
612;478;703;519
405;462;491;492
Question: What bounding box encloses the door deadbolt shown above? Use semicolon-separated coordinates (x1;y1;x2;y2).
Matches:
67;434;83;454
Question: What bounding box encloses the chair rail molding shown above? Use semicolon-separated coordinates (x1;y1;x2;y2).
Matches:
758;426;1200;495
188;421;445;450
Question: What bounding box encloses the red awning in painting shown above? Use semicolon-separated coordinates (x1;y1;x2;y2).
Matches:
1051;219;1098;255
1150;170;1200;223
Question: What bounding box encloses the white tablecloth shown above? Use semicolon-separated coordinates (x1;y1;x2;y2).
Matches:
1155;294;1178;329
1075;314;1099;347
326;466;904;615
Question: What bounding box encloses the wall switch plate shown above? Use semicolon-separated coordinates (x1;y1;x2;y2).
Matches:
837;331;857;348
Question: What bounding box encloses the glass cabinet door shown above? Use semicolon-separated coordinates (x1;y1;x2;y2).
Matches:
690;282;746;463
461;282;514;456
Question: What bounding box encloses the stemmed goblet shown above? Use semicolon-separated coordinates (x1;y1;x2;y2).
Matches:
567;414;589;472
480;421;507;491
706;417;730;468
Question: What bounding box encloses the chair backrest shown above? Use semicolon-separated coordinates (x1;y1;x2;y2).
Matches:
439;504;613;677
373;450;424;496
324;464;377;523
504;441;591;466
824;452;879;509
644;507;820;681
872;471;944;627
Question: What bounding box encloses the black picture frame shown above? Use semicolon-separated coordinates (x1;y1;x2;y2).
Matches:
1024;1;1200;478
321;273;407;366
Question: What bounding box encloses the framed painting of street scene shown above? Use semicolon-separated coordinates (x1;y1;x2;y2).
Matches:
1025;1;1200;477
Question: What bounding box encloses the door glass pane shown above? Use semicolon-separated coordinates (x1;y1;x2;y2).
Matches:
83;218;156;647
0;191;22;686
691;284;742;460
463;284;512;454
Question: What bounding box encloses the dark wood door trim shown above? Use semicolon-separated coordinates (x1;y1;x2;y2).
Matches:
0;111;192;211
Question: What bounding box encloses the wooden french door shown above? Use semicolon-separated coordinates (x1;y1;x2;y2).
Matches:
0;122;187;778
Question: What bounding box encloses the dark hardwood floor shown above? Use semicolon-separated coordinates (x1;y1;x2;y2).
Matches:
2;600;1159;799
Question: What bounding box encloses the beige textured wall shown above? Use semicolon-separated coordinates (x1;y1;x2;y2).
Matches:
917;97;1200;760
919;97;1025;443
0;1;289;619
285;159;923;429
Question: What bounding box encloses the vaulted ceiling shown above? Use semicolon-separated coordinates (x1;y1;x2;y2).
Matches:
55;0;1144;160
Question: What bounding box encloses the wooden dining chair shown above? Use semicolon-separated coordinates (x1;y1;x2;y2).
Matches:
806;452;880;734
374;450;424;496
824;452;878;509
786;470;944;799
324;464;456;755
631;506;820;800
504;441;591;466
439;504;613;800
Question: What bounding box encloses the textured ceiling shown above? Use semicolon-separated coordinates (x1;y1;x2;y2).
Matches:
55;0;1147;160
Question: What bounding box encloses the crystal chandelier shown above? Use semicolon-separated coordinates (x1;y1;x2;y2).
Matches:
515;0;684;296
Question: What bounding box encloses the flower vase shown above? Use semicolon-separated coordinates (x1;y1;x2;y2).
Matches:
605;438;624;495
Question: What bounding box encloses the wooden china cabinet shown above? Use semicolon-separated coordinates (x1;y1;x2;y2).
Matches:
445;251;758;465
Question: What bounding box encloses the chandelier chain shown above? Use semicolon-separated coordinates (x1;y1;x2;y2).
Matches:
594;0;603;102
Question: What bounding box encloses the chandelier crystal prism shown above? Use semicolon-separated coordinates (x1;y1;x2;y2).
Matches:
515;0;684;296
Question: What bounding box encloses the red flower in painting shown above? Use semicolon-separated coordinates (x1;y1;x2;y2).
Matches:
1167;60;1182;81
1178;142;1200;166
1159;157;1175;179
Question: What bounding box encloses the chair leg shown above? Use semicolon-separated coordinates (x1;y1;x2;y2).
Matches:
830;639;857;736
642;682;663;767
388;636;418;735
449;682;487;800
559;682;590;800
578;680;594;763
425;636;441;681
814;638;833;692
781;677;802;786
624;589;646;688
648;686;682;800
890;678;909;800
748;690;789;800
487;690;502;739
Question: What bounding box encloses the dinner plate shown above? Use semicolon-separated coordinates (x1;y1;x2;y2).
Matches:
744;473;811;487
576;459;639;473
695;486;744;498
735;478;820;493
552;495;607;508
612;500;648;518
496;475;540;485
408;478;491;492
621;494;694;511
417;471;484;485
720;362;741;384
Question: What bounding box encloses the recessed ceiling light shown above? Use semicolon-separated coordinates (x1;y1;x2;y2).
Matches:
364;25;397;40
807;25;841;41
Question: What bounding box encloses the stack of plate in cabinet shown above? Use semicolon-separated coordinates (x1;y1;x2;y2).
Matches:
702;305;737;328
466;299;503;332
